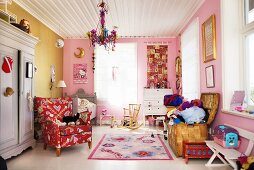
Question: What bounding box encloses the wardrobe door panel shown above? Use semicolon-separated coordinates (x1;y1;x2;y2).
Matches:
0;45;18;150
19;51;34;143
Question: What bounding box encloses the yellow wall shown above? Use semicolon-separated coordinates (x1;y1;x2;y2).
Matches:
1;2;63;97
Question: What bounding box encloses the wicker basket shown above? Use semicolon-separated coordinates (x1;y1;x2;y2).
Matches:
168;93;220;157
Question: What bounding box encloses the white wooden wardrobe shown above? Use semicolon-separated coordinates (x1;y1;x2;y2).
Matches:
0;19;39;159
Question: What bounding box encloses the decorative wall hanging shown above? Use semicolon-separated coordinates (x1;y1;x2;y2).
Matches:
50;65;55;90
147;45;168;88
175;50;182;95
55;39;64;48
27;91;33;112
92;51;95;73
74;47;85;58
175;56;182;78
73;64;88;84
2;56;13;73
205;65;215;88
202;14;216;63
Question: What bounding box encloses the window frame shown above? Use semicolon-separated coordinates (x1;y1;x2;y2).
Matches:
243;0;254;107
221;0;254;118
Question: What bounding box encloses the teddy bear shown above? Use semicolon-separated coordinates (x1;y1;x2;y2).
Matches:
242;156;254;170
19;19;31;34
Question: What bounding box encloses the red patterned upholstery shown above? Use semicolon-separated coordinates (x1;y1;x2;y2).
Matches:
35;97;92;156
59;124;91;136
35;97;73;121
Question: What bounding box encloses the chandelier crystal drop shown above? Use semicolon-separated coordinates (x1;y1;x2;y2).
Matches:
87;0;117;51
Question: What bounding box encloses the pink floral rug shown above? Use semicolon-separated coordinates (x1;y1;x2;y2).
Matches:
88;134;173;160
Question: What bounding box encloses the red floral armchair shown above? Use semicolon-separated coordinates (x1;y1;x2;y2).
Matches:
34;97;92;156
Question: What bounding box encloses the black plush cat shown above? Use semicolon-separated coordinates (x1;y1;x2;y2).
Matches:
63;113;80;125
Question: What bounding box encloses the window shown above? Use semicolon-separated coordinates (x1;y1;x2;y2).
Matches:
245;29;254;107
94;43;137;107
245;0;254;24
221;0;254;113
181;18;200;100
221;0;242;110
244;0;254;107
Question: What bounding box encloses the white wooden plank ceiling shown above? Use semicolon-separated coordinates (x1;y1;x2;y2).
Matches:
13;0;204;39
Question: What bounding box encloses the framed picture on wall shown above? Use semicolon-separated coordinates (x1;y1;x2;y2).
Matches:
73;64;88;84
205;65;215;88
202;14;216;63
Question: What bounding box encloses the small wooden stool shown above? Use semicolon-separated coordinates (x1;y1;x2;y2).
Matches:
99;109;114;128
183;141;212;164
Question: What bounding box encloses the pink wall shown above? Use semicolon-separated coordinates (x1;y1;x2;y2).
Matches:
179;0;221;96
63;39;94;96
180;0;254;153
63;38;177;120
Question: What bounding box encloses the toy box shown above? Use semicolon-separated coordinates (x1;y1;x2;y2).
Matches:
168;93;220;157
213;125;240;148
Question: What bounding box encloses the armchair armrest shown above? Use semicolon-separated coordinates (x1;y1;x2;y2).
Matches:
42;120;61;148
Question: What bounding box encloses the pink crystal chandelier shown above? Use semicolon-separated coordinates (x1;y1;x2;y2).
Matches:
87;0;117;51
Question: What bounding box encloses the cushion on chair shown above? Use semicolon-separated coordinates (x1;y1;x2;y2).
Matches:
79;111;91;125
59;124;92;136
77;98;90;112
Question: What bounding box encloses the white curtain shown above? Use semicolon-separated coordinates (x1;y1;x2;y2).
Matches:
181;18;200;100
94;43;138;108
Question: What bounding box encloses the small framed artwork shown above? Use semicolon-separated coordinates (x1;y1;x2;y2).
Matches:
205;65;215;88
73;64;88;84
26;62;33;78
202;14;216;63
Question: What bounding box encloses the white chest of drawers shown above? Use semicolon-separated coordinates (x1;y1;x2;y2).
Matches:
143;88;173;119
